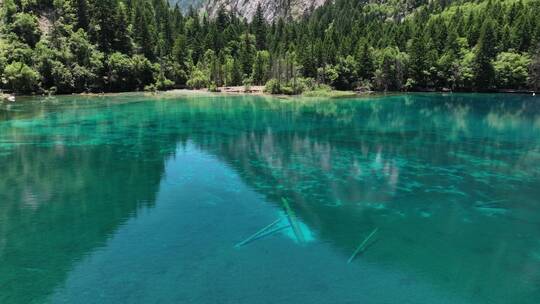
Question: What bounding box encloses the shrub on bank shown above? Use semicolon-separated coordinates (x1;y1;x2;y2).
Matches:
264;78;316;95
264;79;281;94
187;68;210;89
208;82;219;92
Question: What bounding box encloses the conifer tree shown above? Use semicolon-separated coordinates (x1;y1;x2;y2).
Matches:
90;0;120;53
473;18;497;90
409;34;429;88
132;0;158;60
252;4;267;50
356;39;374;81
529;46;540;91
113;2;132;54
75;0;90;31
239;32;255;77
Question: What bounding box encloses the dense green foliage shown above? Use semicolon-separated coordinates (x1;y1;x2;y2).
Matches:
1;0;540;94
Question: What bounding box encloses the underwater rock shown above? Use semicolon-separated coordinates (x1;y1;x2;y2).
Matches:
420;211;432;218
473;201;509;216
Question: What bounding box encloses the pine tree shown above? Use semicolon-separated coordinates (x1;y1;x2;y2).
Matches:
232;58;243;86
510;12;532;52
113;2;132;54
160;6;175;56
298;39;317;78
473;18;497;90
445;26;460;56
132;1;158;60
90;0;120;53
252;4;267;50
172;34;188;68
75;0;90;31
239;32;255;78
409;34;429;88
356;39;374;81
529;46;540;91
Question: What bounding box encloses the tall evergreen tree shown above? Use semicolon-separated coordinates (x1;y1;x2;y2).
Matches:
90;0;120;53
75;0;90;31
113;2;132;54
239;31;255;77
473;18;497;90
409;34;429;88
252;4;267;50
529;46;540;91
355;39;374;81
132;0;158;60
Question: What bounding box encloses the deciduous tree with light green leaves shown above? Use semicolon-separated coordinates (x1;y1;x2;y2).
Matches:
494;52;531;89
4;61;40;93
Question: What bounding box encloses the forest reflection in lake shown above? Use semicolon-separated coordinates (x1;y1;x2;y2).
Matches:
0;93;539;304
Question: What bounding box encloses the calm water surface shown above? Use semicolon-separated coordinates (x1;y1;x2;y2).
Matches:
0;93;539;303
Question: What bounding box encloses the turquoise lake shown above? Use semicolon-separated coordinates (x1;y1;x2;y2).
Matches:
0;93;539;303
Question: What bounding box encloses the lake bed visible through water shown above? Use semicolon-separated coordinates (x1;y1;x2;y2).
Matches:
0;93;539;303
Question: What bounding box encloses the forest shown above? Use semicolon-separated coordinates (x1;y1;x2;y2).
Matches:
1;0;540;94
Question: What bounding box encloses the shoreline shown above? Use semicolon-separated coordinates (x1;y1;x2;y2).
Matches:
0;93;16;102
3;87;538;101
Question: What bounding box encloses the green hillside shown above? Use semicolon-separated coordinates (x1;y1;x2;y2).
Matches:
1;0;539;94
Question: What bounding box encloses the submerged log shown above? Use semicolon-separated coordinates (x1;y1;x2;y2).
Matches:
282;198;305;244
235;218;282;248
347;228;379;264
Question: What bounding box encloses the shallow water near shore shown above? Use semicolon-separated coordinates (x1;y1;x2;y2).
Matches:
0;93;539;303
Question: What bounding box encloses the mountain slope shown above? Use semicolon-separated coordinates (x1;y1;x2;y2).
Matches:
169;0;205;11
203;0;327;21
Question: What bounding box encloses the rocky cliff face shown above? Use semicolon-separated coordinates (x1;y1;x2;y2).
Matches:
170;0;328;21
203;0;327;21
169;0;205;11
